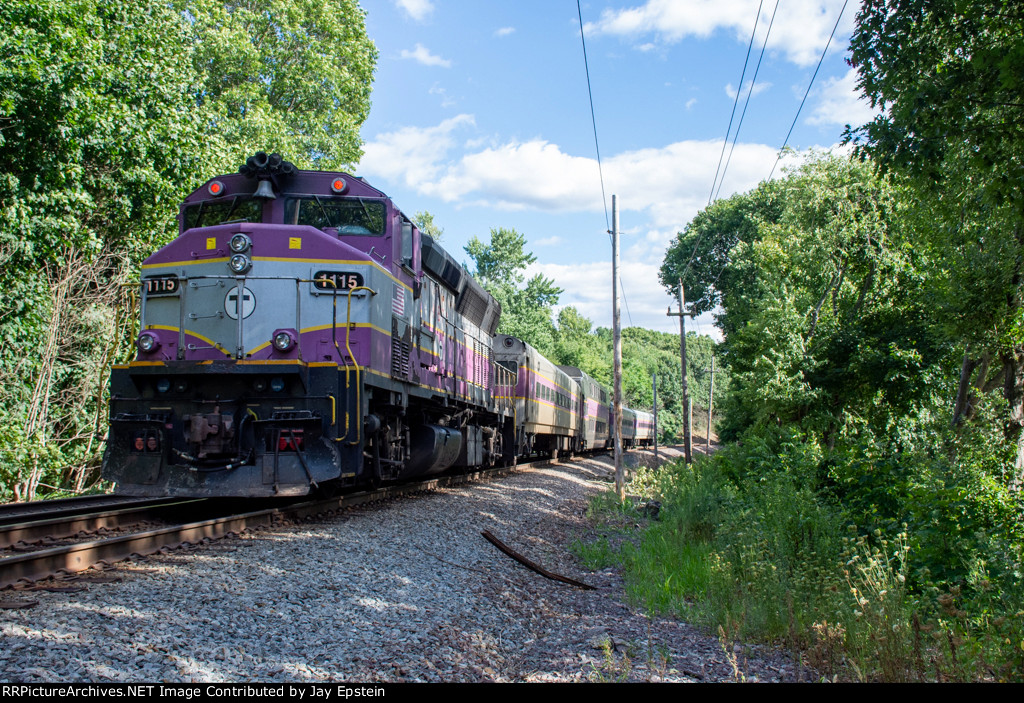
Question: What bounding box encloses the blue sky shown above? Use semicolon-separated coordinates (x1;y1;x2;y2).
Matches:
356;0;876;339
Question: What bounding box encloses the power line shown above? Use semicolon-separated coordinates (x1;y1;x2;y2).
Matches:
576;0;634;328
681;0;765;284
713;0;780;203
707;0;765;209
768;0;849;180
576;0;610;233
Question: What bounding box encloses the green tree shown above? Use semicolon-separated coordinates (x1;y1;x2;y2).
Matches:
464;228;562;356
554;306;611;381
414;211;443;241
848;0;1024;472
659;181;783;326
847;0;1024;208
0;0;213;499
182;0;377;170
0;1;208;261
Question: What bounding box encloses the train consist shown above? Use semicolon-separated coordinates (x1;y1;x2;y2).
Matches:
102;154;654;497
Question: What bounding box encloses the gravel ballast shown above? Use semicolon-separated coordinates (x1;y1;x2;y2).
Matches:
0;449;801;682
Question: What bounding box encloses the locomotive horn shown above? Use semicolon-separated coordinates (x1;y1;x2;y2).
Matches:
252;152;270;169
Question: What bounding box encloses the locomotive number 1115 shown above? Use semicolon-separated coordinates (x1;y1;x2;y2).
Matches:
313;271;364;292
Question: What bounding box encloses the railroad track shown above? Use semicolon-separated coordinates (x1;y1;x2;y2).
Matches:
0;457;572;590
0;494;167;523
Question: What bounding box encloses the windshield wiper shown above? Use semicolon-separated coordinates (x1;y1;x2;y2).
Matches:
357;198;378;232
192;201;206;228
312;195;337;228
219;196;242;224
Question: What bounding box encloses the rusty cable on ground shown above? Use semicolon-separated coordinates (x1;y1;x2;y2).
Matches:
481;530;594;590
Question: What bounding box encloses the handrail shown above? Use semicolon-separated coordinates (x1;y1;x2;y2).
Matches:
344;286;376;445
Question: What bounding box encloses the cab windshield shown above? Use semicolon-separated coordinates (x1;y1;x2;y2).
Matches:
182;197;262;229
285;197;386;235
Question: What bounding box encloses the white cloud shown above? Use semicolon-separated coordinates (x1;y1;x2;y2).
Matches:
363;116;813;233
400;43;452;68
494;26;515;37
428;83;456;108
534;259;722;339
429;141;604;211
395;0;433;22
807;68;879;129
360;114;475;186
724;80;772;100
685;97;698;110
361;116;823;341
533;236;563;247
584;0;854;67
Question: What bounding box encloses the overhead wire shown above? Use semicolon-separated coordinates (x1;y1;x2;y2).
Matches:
576;0;634;327
707;0;765;209
701;0;845;315
576;0;610;234
713;0;780;203
768;0;850;180
680;0;765;283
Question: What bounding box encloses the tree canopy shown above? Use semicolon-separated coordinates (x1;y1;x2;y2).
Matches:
182;0;377;170
848;0;1024;467
464;228;563;357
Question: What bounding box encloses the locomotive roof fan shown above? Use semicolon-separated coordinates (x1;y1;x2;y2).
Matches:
239;151;296;200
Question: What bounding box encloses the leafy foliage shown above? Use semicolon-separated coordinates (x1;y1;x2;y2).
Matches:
413;211;443;241
848;0;1024;468
181;0;377;171
464;227;563;358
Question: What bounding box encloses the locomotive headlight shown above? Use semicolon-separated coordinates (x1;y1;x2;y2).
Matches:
229;233;252;253
270;377;285;393
137;332;160;353
228;253;252;274
272;329;295;352
156;378;171;394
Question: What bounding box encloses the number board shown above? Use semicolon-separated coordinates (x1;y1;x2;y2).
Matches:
313;271;364;293
144;276;180;297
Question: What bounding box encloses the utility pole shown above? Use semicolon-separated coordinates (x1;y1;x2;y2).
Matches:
612;195;624;499
652;373;658;462
666;279;694;463
706;355;715;450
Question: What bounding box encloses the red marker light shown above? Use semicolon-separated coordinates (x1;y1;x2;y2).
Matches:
208;180;225;197
330;178;347;194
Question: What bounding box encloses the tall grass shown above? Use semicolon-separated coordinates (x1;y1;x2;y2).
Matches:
573;456;1024;681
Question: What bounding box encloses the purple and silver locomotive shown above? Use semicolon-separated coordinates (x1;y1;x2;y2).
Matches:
103;154;516;497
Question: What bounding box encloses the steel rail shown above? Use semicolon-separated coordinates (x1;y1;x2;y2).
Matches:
0;495;170;524
0;455;584;590
0;499;206;550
